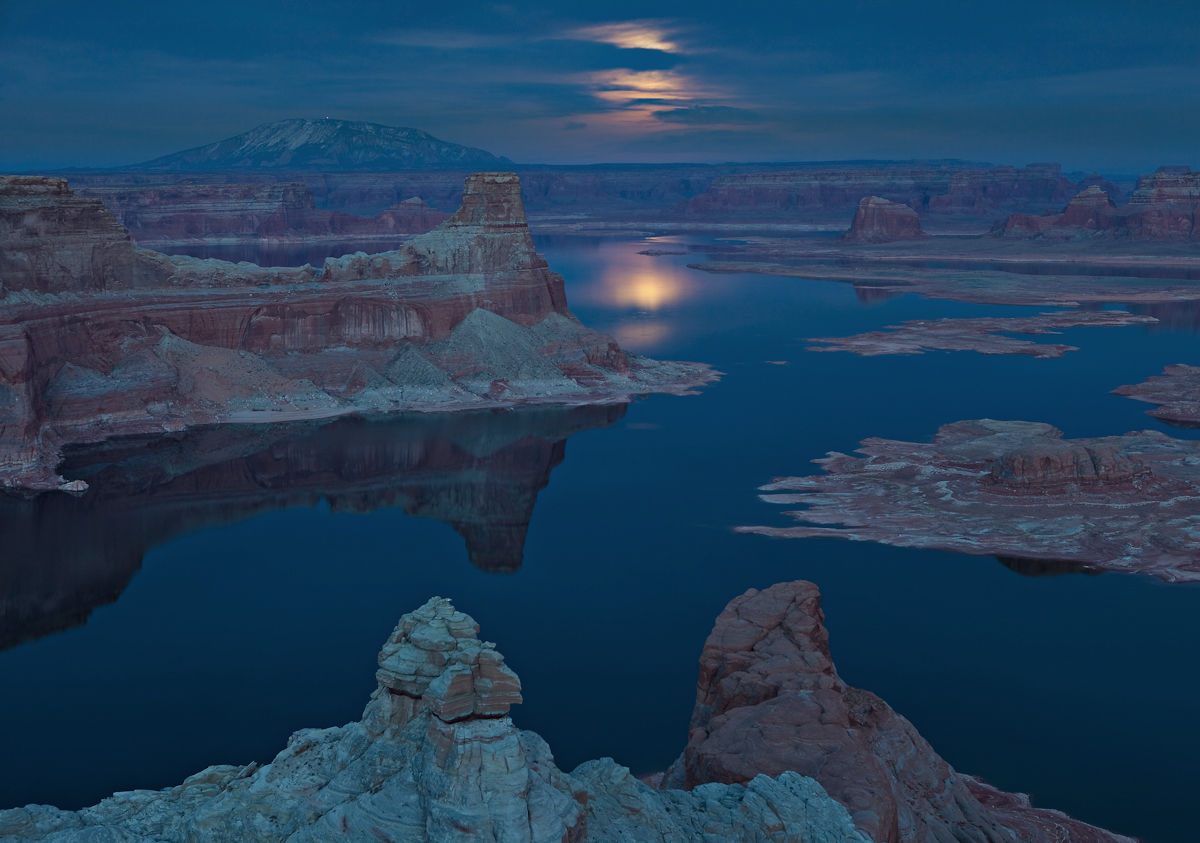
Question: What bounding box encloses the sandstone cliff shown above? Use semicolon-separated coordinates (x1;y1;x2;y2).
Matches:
0;595;872;843
843;196;927;243
993;166;1200;240
662;582;1133;843
0;173;715;492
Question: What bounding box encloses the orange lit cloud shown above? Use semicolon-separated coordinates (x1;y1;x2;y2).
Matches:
569;21;680;53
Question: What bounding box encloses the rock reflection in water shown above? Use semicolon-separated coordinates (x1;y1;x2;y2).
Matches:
0;404;625;650
996;556;1105;578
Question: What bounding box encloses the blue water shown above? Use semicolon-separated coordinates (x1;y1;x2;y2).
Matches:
2;236;1199;842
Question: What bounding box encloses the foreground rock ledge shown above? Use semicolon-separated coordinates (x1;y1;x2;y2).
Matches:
0;173;716;493
740;418;1200;582
0;585;1132;843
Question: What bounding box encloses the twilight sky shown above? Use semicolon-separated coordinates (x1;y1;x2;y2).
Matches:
3;0;1198;172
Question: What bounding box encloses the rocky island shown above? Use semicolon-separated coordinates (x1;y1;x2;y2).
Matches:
0;582;1131;843
740;418;1200;582
0;173;715;493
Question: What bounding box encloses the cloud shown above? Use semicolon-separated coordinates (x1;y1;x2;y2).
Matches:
652;106;763;125
566;20;680;53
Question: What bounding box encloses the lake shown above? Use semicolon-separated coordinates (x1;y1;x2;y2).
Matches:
2;235;1197;843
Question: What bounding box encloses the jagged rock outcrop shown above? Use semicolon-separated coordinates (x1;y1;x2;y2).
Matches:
0;596;872;843
133;118;510;171
662;582;1135;843
994;166;1200;240
76;182;451;246
0;172;715;492
843;196;927;243
740;419;1200;582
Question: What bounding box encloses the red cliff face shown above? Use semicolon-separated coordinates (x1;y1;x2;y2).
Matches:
844;196;927;243
995;166;1200;240
664;581;1135;843
0;173;714;492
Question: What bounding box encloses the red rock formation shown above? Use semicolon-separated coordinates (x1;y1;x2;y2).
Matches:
665;581;1136;843
0;173;715;492
739;419;1200;582
994;166;1200;240
1113;363;1200;427
77;182;450;246
844;196;928;243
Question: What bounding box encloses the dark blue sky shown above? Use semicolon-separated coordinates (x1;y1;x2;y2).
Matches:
3;0;1198;171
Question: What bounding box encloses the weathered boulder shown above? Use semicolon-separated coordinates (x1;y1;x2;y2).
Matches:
844;196;927;243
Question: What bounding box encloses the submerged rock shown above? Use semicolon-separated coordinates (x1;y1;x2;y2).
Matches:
0;596;871;843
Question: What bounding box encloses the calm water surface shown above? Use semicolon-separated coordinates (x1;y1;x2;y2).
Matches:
2;235;1199;842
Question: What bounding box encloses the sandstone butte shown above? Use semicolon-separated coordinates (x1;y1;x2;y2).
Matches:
843;196;928;244
739;418;1200;582
1;404;623;650
0;583;1135;843
0;173;716;493
993;166;1200;240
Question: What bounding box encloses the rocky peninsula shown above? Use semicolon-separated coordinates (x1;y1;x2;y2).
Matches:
0;583;1132;843
0;173;715;493
740;419;1200;582
1114;364;1200;427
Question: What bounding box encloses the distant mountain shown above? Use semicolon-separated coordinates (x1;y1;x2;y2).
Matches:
133;118;511;171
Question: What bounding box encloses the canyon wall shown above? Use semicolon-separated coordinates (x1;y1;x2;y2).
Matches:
0;173;714;492
678;164;1082;224
995;166;1200;240
843;196;927;243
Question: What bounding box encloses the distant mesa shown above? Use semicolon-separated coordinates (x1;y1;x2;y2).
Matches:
994;166;1200;240
844;195;928;243
132;118;511;171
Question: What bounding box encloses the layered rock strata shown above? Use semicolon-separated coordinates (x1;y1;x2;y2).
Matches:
739;419;1200;581
662;582;1134;843
994;167;1200;240
1114;363;1200;427
0;596;872;843
0;173;715;492
680;164;1080;224
807;310;1155;357
843;196;927;243
77;182;450;246
1;404;621;649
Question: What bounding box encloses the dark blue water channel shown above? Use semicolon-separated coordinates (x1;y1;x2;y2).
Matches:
2;235;1199;842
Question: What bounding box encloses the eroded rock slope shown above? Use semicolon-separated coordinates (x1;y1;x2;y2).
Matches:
0;172;714;492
